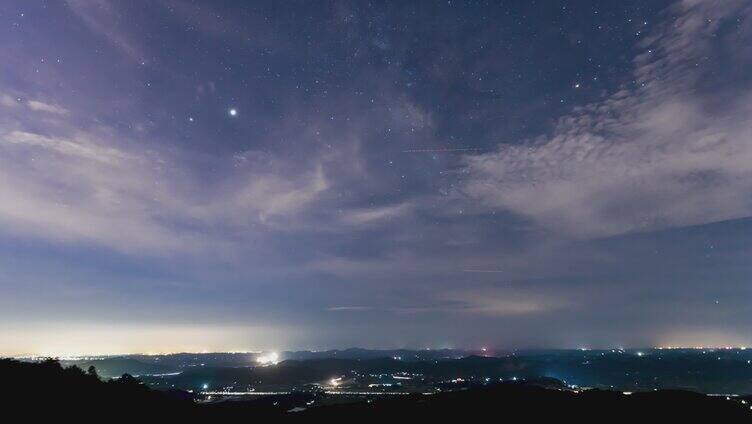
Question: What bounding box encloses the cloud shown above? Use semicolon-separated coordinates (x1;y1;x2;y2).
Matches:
66;0;143;61
0;50;432;259
0;130;203;253
439;289;566;316
0;123;329;255
390;96;434;130
460;1;752;238
4;130;125;163
339;202;414;226
26;100;68;115
308;255;393;277
0;94;69;115
327;306;373;312
208;150;329;227
0;93;19;108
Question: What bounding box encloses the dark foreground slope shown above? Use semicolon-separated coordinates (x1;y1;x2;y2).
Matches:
2;358;751;421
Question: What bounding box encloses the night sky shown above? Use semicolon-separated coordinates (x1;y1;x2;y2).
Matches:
1;0;751;356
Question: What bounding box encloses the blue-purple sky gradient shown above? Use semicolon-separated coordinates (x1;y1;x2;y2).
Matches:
1;0;751;355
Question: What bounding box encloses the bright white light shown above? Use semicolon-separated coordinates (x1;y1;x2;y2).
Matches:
330;377;341;387
202;383;208;390
229;108;238;116
256;352;279;365
636;351;644;357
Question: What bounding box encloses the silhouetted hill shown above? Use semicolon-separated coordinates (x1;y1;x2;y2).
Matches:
60;357;175;378
0;358;191;420
2;358;751;421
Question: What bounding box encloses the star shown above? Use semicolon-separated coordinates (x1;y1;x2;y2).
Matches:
228;108;238;117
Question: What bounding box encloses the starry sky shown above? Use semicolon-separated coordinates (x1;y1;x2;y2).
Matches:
1;0;751;356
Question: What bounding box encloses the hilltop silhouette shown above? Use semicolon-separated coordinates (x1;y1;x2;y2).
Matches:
2;358;751;421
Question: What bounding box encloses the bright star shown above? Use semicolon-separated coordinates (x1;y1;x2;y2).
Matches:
228;108;238;117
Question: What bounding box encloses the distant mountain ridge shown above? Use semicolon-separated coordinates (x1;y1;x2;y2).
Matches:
60;357;174;378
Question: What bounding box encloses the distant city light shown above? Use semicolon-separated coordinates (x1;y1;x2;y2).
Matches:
256;352;279;365
202;383;208;390
636;351;644;357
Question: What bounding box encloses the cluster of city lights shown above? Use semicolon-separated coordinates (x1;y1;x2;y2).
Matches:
255;352;279;365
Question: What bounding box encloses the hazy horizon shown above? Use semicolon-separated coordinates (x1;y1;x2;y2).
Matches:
13;345;751;360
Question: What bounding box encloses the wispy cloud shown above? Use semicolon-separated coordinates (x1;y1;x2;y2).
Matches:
0;94;68;115
327;306;373;312
339;202;414;226
66;0;144;61
0;107;330;255
0;93;19;108
461;1;752;238
26;100;68;115
439;288;568;316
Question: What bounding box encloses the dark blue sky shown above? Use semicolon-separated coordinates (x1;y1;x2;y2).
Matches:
1;0;751;355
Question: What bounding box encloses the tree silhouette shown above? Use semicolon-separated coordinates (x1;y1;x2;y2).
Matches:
1;357;751;421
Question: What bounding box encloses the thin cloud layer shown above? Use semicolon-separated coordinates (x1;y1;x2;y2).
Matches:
462;1;752;238
0;111;329;254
